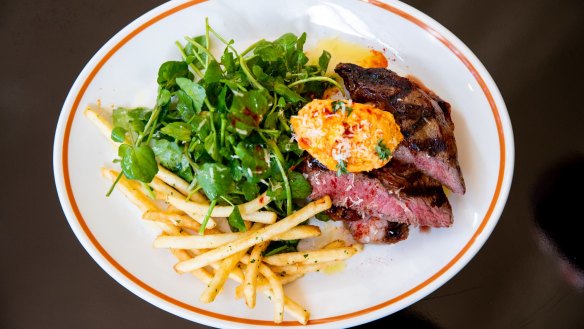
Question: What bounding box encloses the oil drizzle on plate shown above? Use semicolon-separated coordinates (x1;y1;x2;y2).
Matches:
306;38;388;73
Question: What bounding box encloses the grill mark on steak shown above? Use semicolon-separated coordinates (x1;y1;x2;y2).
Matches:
370;161;449;208
335;63;466;194
300;157;453;230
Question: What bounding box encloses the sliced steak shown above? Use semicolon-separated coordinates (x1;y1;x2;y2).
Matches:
346;216;410;244
300;157;453;228
325;205;409;244
335;63;466;194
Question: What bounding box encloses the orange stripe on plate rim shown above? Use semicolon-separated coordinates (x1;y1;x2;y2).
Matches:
61;0;507;326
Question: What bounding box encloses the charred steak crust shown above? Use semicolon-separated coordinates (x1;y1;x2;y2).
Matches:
300;157;453;229
324;205;363;221
335;63;466;194
370;161;449;209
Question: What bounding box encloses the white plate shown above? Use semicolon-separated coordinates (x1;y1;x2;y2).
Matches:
53;0;514;328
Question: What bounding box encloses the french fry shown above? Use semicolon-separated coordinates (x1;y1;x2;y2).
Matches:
157;222;181;236
235;273;304;299
200;250;248;303
170;249;214;283
323;239;346;249
102;168;157;213
142;210;201;230
262;246;360;267
261;239;349;275
157;222;261;256
142;211;223;234
351;243;364;253
206;257;245;283
84;107;119;146
184;242;246;283
243;241;270;308
166;192;271;218
102;169;181;235
148;177;217;229
155;231;255;250
190;253;308;324
156;165;208;204
165;204;186;214
270;261;344;275
273;225;321;241
154;225;320;250
242;211;277;224
258;264;284;323
189;213;266;284
271;293;310;325
173;196;332;273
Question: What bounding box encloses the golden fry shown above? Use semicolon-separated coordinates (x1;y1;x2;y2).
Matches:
173;196;332;273
258;264;284;323
154;225;320;250
243;241;270;308
262;246;360;266
101;168;157;213
156;165;208;204
200;250;248;303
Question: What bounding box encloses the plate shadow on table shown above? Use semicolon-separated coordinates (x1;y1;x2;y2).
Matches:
530;153;584;291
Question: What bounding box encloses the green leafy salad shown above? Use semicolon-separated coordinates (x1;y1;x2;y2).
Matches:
108;20;341;253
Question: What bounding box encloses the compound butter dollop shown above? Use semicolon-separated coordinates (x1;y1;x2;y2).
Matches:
291;99;403;173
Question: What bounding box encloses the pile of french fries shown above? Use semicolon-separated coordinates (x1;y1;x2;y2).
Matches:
85;106;363;324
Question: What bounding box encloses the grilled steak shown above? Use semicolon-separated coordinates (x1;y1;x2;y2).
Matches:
325;205;410;244
335;63;466;194
300;157;453;244
346;216;410;244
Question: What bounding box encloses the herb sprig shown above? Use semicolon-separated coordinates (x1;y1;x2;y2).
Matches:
375;139;392;161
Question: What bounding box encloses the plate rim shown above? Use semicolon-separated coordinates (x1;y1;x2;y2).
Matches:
53;0;515;328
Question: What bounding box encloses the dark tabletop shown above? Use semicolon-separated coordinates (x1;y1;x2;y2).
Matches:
2;0;583;328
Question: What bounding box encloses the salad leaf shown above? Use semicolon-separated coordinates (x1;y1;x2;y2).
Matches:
118;144;158;183
149;139;193;181
264;240;298;257
318;50;331;74
288;171;312;199
111;126;127;143
112;107;146;133
277;134;302;155
234;142;269;183
157;61;192;90
175;90;196;120
241;180;260;201
157;89;171;107
228;206;246;232
183;35;208;69
160;122;192;142
203;60;224;84
176;77;206;112
274;82;304;103
203;131;220;162
196;163;233;200
221;51;236;74
227;90;270;137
